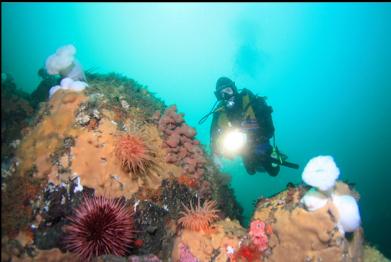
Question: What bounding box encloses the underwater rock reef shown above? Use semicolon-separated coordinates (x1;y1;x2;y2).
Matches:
252;182;362;261
1;72;242;261
1;72;389;262
170;182;363;262
1;74;35;163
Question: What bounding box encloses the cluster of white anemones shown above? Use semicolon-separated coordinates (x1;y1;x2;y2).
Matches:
45;44;88;98
300;155;361;235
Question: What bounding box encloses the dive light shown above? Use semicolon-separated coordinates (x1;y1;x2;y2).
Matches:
220;129;247;156
219;128;299;170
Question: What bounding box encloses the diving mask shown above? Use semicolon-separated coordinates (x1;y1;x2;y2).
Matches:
217;87;235;109
220;87;234;100
215;86;235;101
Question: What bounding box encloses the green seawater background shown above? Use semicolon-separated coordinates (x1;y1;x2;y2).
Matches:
2;3;391;257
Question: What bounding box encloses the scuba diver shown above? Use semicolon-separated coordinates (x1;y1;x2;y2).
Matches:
199;77;299;176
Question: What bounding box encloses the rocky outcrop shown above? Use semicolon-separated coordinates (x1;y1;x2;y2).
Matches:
1;73;242;261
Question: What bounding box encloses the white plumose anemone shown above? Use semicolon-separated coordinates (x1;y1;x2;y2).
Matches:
46;44;88;98
300;188;329;211
331;194;361;234
45;44;86;81
302;155;340;192
49;77;88;98
300;155;361;235
45;45;76;75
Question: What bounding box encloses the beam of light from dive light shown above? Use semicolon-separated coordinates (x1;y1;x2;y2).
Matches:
221;129;247;155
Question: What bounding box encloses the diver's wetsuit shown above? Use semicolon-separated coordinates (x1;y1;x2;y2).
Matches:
210;88;280;176
243;142;280;176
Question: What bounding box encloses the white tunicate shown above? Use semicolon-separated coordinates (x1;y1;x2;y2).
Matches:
61;195;66;205
120;99;130;110
226;245;235;255
134;200;140;212
10;139;20;149
302;155;340;192
73;176;83;193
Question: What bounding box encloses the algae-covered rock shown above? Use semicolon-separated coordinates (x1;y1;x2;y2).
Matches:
363;244;391;262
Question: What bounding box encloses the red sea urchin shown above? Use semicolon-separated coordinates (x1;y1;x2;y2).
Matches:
115;134;155;176
63;196;135;261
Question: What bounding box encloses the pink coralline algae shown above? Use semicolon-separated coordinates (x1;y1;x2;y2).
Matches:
128;255;162;262
249;220;269;252
156;105;207;182
178;242;199;262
